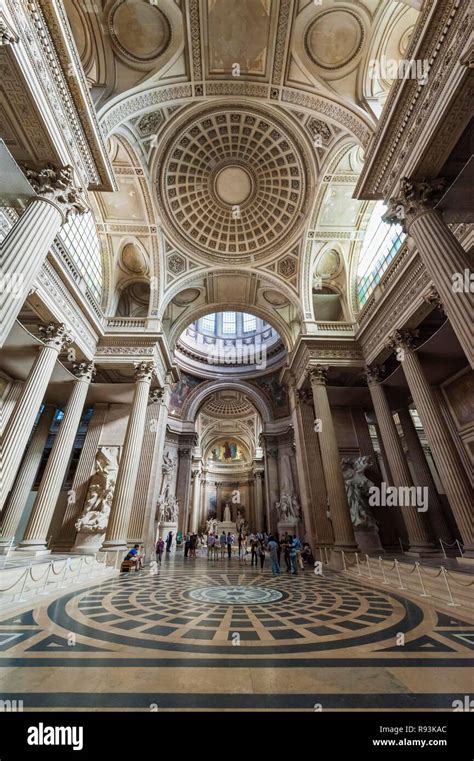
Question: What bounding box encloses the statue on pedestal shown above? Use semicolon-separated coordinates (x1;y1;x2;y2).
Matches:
73;446;120;553
342;456;379;531
275;492;297;522
223;503;232;522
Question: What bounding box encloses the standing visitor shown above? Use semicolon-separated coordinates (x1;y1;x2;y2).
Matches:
165;531;173;553
267;535;280;576
155;537;165;564
219;531;226;558
258;540;265;573
207;532;215;559
290;535;302;575
226;531;233;559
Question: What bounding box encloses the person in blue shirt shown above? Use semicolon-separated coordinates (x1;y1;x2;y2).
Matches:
289;536;302;575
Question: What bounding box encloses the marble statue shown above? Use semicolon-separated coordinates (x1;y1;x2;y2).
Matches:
275;492;297;521
223;503;232;522
157;486;179;524
207;517;218;535
342;456;379;531
162;450;176;477
75;447;119;535
73;447;119;553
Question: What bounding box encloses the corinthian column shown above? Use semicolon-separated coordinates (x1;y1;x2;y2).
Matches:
386;331;474;554
308;367;357;556
398;406;453;544
0;323;74;509
102;362;156;551
0;165;87;347
0;405;56;548
190;469;201;533
18;362;95;553
384;178;473;367
253;469;264;533
365;366;435;555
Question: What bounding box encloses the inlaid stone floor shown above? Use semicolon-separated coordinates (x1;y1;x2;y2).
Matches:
0;556;473;711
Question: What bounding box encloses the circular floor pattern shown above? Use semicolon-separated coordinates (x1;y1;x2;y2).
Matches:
188;585;283;605
43;565;425;655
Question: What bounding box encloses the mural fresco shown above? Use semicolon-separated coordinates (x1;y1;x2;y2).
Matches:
169;373;202;415
208;440;245;462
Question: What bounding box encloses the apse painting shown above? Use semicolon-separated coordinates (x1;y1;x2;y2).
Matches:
209;440;244;462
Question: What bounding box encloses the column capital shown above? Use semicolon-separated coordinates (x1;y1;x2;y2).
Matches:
38;322;74;352
267;447;278;458
192;468;200;479
133;361;156;382
253;470;264;480
383;177;445;231
72;361;95;382
364;365;383;386
423;286;445;313
179;447;192;459
386;329;419;353
149;387;164;404
296;388;313;406
307;365;329;386
24;165;88;223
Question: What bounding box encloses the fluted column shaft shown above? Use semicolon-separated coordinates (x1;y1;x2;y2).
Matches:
190;470;201;533
386;179;473;367
253;470;264;532
309;369;356;550
0;381;23;435
176;450;193;534
18;364;93;551
1;405;55;542
408;209;473;367
0;200;62;347
103;363;156;550
397;349;473;552
366;375;434;552
398;407;453;544
1;323;73;509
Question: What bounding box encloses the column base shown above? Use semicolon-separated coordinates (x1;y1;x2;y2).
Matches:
0;541;16;556
456;555;474;568
15;543;51;557
100;541;128;552
404;547;442;558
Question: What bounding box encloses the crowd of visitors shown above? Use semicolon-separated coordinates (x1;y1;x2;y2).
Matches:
121;531;314;575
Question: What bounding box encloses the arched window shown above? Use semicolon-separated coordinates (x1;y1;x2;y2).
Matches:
357;201;404;307
57;211;103;303
222;311;236;334
243;313;257;333
200;314;216;332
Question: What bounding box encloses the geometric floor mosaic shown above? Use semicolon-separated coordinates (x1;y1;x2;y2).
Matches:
0;556;473;710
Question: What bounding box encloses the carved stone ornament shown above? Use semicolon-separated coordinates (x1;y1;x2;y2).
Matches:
307;366;329;386
24;165;88;221
133;361;156;382
423;286;445;313
149;387;164;404
385;329;419;353
38;322;75;351
0;18;19;45
74;447;120;540
72;361;96;382
383;177;445;231
364;365;383;386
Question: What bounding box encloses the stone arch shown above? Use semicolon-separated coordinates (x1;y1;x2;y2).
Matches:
183;379;272;424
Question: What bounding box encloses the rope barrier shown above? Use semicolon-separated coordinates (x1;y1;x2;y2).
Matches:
29;563;52;583
0;567;29;593
445;571;474;588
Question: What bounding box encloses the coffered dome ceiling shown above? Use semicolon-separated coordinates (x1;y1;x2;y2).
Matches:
155;105;312;264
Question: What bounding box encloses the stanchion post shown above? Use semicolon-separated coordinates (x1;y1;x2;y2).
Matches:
439;539;447;559
40;561;53;596
394;559;405;589
379;556;388;584
342;550;347;572
60;559;69;588
415;561;430;597
355;553;361;576
456;540;464;558
18;567;30;602
441;566;460;607
366;554;373;578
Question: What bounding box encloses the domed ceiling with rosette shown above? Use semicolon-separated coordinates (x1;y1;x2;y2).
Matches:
154;105;313;264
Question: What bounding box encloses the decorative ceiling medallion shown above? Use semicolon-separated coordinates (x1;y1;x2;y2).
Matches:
173;288;201;306
305;10;364;71
155;106;310;263
262;289;289;306
109;0;171;63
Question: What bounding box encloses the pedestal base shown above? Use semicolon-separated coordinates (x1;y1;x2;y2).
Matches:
354;528;384;554
71;531;106;556
15;545;51;557
158;521;178;552
277;519;300;538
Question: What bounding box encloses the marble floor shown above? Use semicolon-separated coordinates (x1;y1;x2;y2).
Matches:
0;555;473;711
